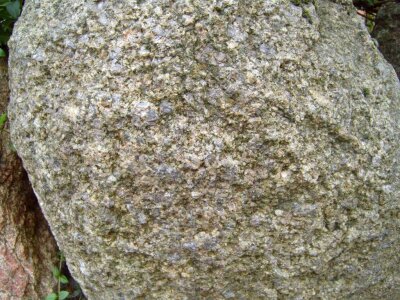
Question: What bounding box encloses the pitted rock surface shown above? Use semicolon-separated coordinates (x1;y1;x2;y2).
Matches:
8;0;400;299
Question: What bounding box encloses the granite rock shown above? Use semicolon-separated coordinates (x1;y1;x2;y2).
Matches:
0;58;58;299
8;0;400;299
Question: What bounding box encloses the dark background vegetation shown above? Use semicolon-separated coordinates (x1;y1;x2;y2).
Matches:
0;0;22;56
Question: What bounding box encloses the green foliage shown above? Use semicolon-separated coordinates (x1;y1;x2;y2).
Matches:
5;0;20;18
58;291;70;300
0;0;22;55
45;293;58;300
46;292;69;300
0;112;7;130
45;252;85;300
45;253;70;300
52;266;61;279
59;275;69;284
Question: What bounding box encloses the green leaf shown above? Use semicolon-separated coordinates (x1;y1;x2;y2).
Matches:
6;0;20;18
45;293;58;300
58;251;65;262
0;48;6;57
51;266;61;279
0;112;7;129
59;275;69;284
58;291;69;300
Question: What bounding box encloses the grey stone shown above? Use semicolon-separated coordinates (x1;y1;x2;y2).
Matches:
8;0;400;299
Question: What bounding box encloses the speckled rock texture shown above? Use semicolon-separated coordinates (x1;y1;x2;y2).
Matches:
8;0;400;299
0;58;58;299
372;1;400;79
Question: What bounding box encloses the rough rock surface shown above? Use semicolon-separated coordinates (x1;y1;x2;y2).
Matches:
372;1;400;78
0;58;58;299
8;0;400;299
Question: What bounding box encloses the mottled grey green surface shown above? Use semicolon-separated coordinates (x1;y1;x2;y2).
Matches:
8;0;400;299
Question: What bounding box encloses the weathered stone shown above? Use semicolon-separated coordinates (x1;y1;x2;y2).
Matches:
372;1;400;78
0;58;58;299
8;0;400;299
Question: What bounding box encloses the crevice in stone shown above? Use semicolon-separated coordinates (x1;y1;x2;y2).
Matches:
0;57;84;299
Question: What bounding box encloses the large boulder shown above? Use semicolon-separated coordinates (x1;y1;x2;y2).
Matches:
8;0;400;298
372;1;400;78
0;58;58;299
